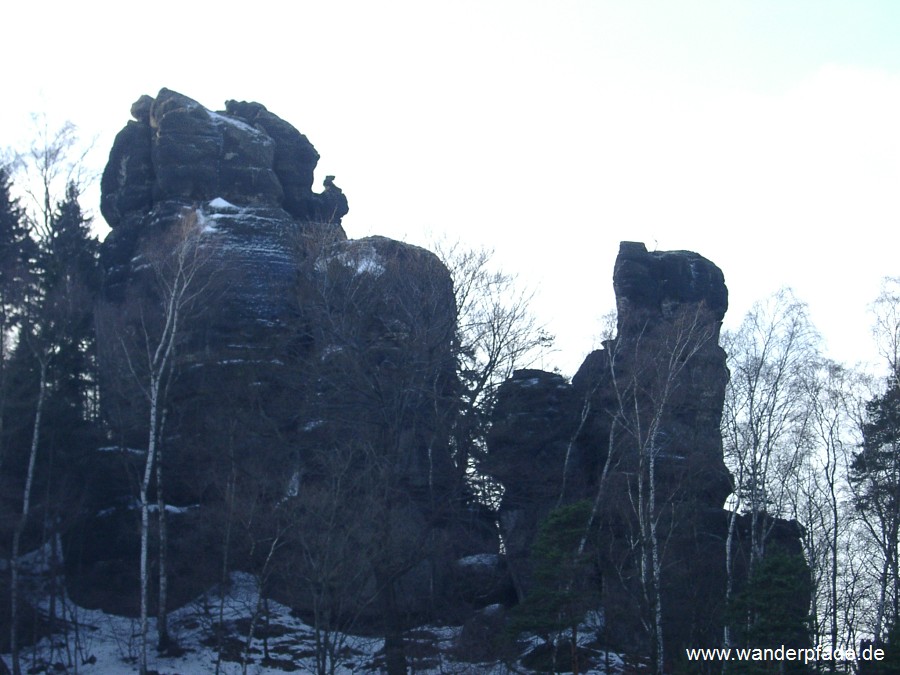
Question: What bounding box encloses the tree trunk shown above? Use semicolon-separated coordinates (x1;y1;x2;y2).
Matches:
724;504;738;652
10;359;47;675
156;435;170;653
215;453;236;675
139;379;161;675
649;439;664;675
382;580;406;675
571;624;579;675
829;463;839;672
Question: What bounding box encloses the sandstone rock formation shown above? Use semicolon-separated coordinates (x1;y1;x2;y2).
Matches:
82;90;489;622
99;88;347;336
76;90;805;666
485;242;798;659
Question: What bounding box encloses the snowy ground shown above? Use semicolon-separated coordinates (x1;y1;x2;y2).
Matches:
1;570;624;674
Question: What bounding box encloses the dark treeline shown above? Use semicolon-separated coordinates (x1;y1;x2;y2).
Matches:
0;133;103;675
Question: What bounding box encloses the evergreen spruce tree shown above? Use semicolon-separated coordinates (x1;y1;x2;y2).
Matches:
5;179;101;673
37;181;101;422
0;166;36;457
0;165;38;671
511;500;600;675
728;552;812;675
9;180;101;464
0;166;36;315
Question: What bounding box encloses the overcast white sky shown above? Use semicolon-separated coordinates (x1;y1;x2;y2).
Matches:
4;1;900;376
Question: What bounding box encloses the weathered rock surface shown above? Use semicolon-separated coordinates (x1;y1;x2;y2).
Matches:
76;89;808;664
485;241;802;659
611;240;728;322
99;88;347;322
85;90;485;624
100;89;347;228
486;369;578;600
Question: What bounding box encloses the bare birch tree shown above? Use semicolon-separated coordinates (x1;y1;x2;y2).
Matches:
872;277;900;381
788;361;868;664
433;240;553;492
99;209;215;674
601;302;718;675
721;289;819;649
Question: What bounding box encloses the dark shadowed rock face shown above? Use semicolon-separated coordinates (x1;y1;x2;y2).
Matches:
87;90;473;621
486;242;737;654
486;370;577;601
613;240;728;323
99;89;350;349
101;88;348;228
573;241;732;507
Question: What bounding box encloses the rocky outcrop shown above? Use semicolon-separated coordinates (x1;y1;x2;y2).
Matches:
84;90;483;623
486;242;754;657
575;241;733;508
99;88;347;324
100;89;347;229
486;370;578;600
96;90;354;457
75;89;805;663
610;241;728;322
586;242;734;654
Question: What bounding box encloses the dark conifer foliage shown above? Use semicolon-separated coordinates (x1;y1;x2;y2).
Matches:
0;165;34;513
0;165;102;671
36;181;101;422
0;168;38;448
727;552;812;674
852;379;900;637
7;180;102;470
511;500;600;674
0;167;37;315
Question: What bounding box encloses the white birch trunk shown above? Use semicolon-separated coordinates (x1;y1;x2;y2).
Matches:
139;378;160;675
10;358;47;675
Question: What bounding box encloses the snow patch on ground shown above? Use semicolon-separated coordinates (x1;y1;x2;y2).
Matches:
0;568;622;674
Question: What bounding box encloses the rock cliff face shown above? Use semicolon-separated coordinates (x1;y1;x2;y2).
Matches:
572;241;733;508
99;88;348;342
85;90;486;621
487;242;737;655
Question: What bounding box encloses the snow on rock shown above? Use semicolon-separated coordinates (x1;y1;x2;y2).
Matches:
316;241;386;277
353;251;385;275
286;471;300;498
97;446;144;455
457;553;500;568
207;109;262;136
196;208;218;233
208;196;238;210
